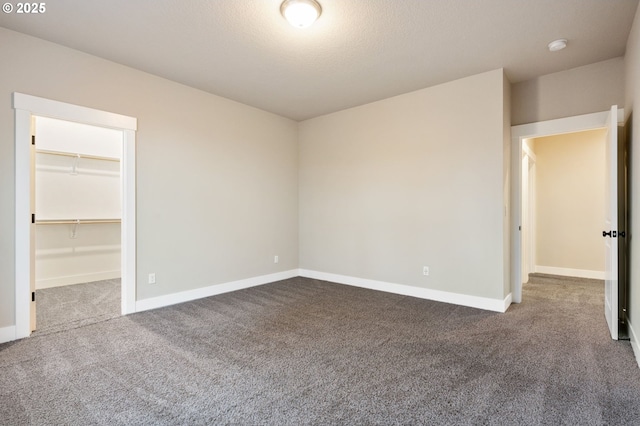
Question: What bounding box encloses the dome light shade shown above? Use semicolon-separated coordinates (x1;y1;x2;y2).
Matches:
548;39;568;52
281;0;322;28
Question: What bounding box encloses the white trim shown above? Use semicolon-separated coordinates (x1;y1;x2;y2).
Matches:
0;326;17;344
534;266;605;280
13;93;137;131
501;292;513;312
522;142;536;161
15;108;31;339
135;270;299;313
629;319;640;369
121;129;136;315
13;93;137;339
512;109;624;140
36;270;121;289
299;269;511;313
510;109;624;304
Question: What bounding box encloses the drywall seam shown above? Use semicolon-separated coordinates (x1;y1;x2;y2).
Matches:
135;270;299;312
535;266;605;280
299;269;511;313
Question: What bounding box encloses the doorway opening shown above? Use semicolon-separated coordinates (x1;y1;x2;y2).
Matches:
511;108;626;340
520;140;536;284
521;128;607;283
13;93;137;340
33;116;124;334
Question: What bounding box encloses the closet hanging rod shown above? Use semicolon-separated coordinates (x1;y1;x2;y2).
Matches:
35;149;120;162
35;219;121;225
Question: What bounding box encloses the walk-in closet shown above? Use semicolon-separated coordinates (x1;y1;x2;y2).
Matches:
34;116;123;334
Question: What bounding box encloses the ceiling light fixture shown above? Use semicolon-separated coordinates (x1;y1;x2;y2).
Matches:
281;0;322;28
548;39;568;52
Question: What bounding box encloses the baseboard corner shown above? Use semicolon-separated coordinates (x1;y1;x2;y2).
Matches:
135;269;299;313
299;269;507;313
502;292;513;313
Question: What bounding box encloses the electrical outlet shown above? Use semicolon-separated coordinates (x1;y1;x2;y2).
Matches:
274;255;279;264
423;266;429;276
148;273;156;284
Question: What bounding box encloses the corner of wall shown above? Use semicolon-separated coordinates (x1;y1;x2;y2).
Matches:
503;70;513;299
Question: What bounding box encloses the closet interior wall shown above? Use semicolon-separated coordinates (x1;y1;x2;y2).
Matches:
35;116;122;289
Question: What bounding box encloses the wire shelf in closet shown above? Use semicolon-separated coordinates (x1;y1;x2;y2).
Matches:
35;149;120;162
35;219;121;225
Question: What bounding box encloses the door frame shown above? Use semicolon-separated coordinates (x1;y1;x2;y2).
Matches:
13;93;137;339
520;143;536;284
510;109;624;304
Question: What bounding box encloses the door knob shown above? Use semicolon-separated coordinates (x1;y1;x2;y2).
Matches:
602;230;620;238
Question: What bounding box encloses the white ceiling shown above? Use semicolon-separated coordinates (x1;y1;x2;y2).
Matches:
1;0;638;121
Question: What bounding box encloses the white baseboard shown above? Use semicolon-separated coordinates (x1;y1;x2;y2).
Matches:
299;269;511;313
503;292;513;311
535;266;605;280
135;269;299;313
36;270;121;289
0;325;16;344
629;319;640;369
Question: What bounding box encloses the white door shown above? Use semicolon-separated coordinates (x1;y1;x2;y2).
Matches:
604;105;618;340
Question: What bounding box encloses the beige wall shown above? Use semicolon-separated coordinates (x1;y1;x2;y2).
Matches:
511;58;625;126
534;130;606;273
625;4;640;348
299;69;510;301
0;28;299;328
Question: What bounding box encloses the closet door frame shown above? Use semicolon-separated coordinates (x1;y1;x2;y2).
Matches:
13;93;137;339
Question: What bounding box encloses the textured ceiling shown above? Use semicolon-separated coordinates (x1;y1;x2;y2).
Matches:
1;0;638;121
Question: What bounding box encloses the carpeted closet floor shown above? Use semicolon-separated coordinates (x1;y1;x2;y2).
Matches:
34;278;120;336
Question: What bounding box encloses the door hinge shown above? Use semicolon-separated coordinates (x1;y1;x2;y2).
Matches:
31;135;35;145
31;292;35;302
31;214;35;224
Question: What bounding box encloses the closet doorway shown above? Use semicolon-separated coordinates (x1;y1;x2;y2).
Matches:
33;116;123;334
14;93;137;340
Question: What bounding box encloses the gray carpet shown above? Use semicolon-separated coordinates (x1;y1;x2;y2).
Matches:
1;275;640;425
34;279;121;336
